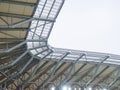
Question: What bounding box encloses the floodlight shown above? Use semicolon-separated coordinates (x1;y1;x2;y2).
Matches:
62;85;67;90
51;86;55;90
68;87;71;90
88;87;92;90
103;88;107;90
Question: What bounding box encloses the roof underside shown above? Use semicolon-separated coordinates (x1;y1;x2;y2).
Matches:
0;0;120;90
0;0;37;42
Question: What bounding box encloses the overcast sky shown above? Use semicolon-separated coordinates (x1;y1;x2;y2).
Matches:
49;0;120;55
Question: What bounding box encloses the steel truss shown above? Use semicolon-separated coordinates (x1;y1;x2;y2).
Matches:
0;0;120;90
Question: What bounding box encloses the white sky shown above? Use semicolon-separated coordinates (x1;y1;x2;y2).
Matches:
48;0;120;55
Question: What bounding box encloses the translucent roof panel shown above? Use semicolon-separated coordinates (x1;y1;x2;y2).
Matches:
27;0;64;55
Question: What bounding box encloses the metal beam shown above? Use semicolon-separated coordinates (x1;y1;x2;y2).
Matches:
0;71;8;78
61;54;85;84
0;28;28;31
9;19;33;28
25;62;66;89
108;77;120;88
65;63;87;82
53;63;87;89
46;0;65;39
45;63;72;89
0;38;25;42
31;61;48;76
50;52;70;75
20;61;49;89
27;39;47;42
93;68;118;87
6;63;35;88
0;47;26;62
0;12;31;19
31;0;49;40
22;50;53;85
0;19;54;29
53;62;66;74
108;69;120;88
0;12;55;22
75;65;96;82
53;47;120;61
39;0;57;38
0;41;26;53
0;0;36;6
1;57;34;84
0;39;47;53
0;16;9;25
0;56;30;84
10;58;39;88
86;56;109;86
0;49;52;85
86;66;109;86
0;18;31;29
24;62;56;89
24;0;39;39
0;31;19;38
0;50;28;71
36;52;70;90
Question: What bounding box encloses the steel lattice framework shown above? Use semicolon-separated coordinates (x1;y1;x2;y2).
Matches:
0;0;120;90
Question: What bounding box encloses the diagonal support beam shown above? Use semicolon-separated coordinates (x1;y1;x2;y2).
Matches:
0;71;8;78
86;66;109;87
45;63;72;89
52;52;70;75
55;63;87;89
0;39;47;54
36;52;70;90
0;57;34;84
61;54;85;84
0;31;19;38
0;50;28;71
93;67;118;87
0;16;9;25
75;65;96;82
86;56;109;86
0;12;55;21
108;68;120;88
0;18;55;29
25;62;55;88
0;49;52;85
108;77;120;88
23;61;49;89
65;63;87;82
22;50;53;85
0;41;26;54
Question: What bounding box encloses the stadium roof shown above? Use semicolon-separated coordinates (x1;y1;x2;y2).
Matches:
0;0;120;90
